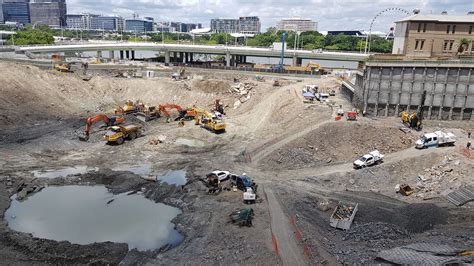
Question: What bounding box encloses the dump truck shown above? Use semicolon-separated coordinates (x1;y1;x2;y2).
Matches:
195;110;226;133
415;131;456;149
103;125;142;145
330;202;358;230
80;114;125;141
353;150;384;169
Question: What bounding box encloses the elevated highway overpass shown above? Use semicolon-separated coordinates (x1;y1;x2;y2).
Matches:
17;42;371;67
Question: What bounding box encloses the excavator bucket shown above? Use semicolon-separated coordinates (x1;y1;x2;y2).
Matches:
78;134;89;142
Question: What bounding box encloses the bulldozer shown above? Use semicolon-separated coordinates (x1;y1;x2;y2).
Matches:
54;63;73;73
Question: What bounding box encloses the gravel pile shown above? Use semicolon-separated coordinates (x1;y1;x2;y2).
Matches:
353;202;448;234
397;203;448;233
345;222;410;241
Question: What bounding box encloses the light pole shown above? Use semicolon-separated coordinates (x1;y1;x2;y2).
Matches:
161;23;164;44
32;21;45;29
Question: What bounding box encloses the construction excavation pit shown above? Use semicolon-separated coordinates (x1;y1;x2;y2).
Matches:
0;62;473;265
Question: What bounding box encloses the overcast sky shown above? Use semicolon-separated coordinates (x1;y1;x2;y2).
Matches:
67;0;474;32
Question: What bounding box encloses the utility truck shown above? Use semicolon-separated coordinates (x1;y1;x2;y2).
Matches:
353;150;384;169
415;131;456;149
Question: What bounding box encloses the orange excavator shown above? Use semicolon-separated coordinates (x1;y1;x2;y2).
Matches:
158;104;191;122
80;114;125;141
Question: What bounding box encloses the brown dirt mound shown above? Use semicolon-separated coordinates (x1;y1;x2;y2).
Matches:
0;63;266;130
190;79;231;94
266;122;416;169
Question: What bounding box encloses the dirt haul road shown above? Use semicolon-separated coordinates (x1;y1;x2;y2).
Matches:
264;185;308;265
0;62;472;265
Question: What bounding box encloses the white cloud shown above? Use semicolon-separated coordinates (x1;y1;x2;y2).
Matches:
66;0;474;31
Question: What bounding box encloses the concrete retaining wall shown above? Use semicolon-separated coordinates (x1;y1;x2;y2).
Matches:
359;63;474;120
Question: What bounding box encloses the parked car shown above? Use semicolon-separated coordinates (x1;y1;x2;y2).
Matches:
206;170;233;182
233;174;257;192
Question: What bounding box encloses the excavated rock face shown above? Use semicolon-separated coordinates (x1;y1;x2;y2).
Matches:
265;123;416;169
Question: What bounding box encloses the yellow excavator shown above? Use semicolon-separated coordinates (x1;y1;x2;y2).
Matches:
401;111;422;130
401;91;427;131
115;100;144;114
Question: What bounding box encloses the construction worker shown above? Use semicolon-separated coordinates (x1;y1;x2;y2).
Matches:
468;141;472;150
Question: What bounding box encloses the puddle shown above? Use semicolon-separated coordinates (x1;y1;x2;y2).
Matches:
157;170;187;186
31;166;98;178
111;164;187;186
112;163;152;176
175;138;205;148
5;186;183;251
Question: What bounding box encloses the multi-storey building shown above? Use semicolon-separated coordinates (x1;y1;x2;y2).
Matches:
211;16;260;34
393;12;474;57
237;16;260;34
66;13;90;29
66;13;124;31
276;18;318;32
2;0;30;25
29;0;66;28
211;18;238;33
92;15;123;31
166;21;202;33
125;18;153;33
0;0;4;22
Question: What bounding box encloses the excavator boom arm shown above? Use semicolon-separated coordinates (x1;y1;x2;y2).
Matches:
158;104;183;118
84;114;124;137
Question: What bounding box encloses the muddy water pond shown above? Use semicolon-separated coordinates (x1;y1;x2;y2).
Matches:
5;186;183;251
31;166;98;178
157;170;187;186
112;164;187;186
175;138;205;147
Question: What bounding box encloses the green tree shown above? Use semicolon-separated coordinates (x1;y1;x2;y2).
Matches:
209;33;232;44
8;25;54;45
457;38;470;54
368;35;393;53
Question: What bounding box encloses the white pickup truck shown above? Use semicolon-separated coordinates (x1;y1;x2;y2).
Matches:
415;131;456;149
353;150;384;169
316;92;329;102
